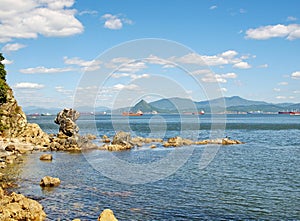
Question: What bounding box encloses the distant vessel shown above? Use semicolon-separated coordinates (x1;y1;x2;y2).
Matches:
278;111;291;114
122;110;143;116
278;111;300;115
184;110;205;115
41;113;52;116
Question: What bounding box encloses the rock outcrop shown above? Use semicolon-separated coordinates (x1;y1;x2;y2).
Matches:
40;176;61;187
98;209;118;221
0;187;46;220
103;131;133;151
54;108;80;137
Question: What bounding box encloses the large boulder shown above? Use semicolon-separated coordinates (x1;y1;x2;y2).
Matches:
98;209;118;221
112;131;131;146
0;187;46;220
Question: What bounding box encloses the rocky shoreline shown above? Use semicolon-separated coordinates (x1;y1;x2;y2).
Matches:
0;64;244;220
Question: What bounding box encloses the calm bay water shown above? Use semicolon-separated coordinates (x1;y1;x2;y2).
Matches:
14;114;300;220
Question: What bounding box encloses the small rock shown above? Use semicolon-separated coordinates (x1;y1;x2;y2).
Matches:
40;176;61;187
40;154;53;161
98;209;118;221
150;145;156;149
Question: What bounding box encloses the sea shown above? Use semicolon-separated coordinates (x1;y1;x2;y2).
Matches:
11;114;300;220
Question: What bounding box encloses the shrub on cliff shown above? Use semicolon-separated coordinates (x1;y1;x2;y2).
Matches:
0;53;8;104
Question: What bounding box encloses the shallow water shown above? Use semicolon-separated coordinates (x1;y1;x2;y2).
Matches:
15;114;300;220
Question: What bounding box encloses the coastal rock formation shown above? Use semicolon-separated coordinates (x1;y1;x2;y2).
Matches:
102;135;111;143
0;72;50;149
98;209;118;221
103;143;133;151
54;108;80;137
0;187;46;220
40;176;61;187
112;131;131;146
163;136;194;147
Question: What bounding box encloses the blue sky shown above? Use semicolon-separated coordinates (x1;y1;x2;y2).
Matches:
0;0;300;108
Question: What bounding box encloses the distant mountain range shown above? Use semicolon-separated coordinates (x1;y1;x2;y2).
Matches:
24;96;300;115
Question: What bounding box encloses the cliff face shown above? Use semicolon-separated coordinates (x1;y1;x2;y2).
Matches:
0;82;50;146
0;87;27;138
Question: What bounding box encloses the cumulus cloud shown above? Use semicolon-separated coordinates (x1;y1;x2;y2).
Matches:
291;71;300;79
209;5;217;10
172;50;252;68
101;14;133;30
113;84;139;91
233;61;251;69
245;24;300;40
111;73;149;80
63;56;101;72
276;96;286;99
2;43;26;52
0;0;83;43
14;82;44;89
273;88;281;92
20;66;74;74
201;72;237;83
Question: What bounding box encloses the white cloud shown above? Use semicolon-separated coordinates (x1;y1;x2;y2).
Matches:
276;96;286;99
287;16;297;21
55;86;73;95
20;66;74;74
291;71;300;79
219;87;227;92
273;88;281;92
0;0;83;43
1;59;13;65
278;81;288;86
172;50;252;68
14;82;44;89
191;69;213;75
293;90;300;94
101;14;133;30
63;56;101;72
117;62;147;73
111;73;149;80
222;72;237;79
245;24;300;40
2;43;26;52
113;84;139;91
209;5;217;10
221;50;238;58
201;72;237;83
233;61;251;69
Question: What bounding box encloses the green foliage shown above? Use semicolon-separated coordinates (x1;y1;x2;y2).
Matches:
0;53;8;104
0;79;8;104
0;53;6;81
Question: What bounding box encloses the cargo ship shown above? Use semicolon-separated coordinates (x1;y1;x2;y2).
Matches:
122;110;143;116
290;111;300;116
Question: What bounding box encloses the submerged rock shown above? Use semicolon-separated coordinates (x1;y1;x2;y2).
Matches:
98;209;118;221
40;176;61;187
40;154;53;161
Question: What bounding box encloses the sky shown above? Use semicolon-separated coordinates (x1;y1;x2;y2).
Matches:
0;0;300;109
